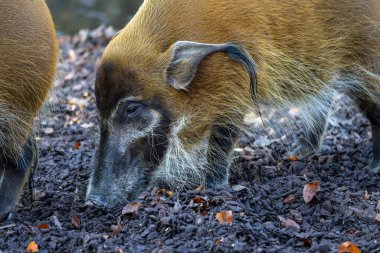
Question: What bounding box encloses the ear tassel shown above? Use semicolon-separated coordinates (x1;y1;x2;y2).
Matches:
213;43;258;102
216;43;266;126
166;41;265;123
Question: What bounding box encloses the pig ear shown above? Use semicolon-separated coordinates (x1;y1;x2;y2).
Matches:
165;41;257;99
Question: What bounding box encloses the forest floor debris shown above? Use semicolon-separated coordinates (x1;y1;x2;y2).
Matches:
1;26;380;252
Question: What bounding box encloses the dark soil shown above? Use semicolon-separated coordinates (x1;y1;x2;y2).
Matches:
1;26;380;253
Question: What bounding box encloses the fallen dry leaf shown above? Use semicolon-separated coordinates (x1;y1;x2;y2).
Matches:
111;222;123;236
156;189;166;195
338;241;361;253
303;181;321;203
157;189;174;197
193;196;207;204
375;213;380;223
279;216;300;231
288;156;298;162
26;241;39;253
283;194;295;204
37;223;49;230
122;202;142;215
73;141;81;150
192;196;209;214
216;211;233;225
71;216;81;228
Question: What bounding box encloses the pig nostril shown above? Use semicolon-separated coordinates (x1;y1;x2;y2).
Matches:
85;196;107;207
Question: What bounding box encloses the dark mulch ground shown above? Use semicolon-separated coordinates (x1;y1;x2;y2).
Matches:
1;26;380;253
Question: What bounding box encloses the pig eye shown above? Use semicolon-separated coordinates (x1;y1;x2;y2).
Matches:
124;103;141;118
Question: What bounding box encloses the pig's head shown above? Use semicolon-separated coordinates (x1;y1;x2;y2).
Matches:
86;31;257;207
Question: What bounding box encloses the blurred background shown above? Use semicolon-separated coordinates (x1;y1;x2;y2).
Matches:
47;0;143;34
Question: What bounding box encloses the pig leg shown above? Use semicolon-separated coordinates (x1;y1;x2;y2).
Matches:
355;98;380;173
0;134;37;220
205;124;238;187
289;101;332;159
350;56;380;173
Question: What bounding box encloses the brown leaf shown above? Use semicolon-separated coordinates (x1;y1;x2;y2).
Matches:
71;216;81;228
283;194;295;204
338;241;361;253
279;216;300;231
216;211;233;225
37;223;49;230
122;202;142;215
375;213;380;223
193;196;207;204
303;181;321;203
192;196;209;214
117;248;123;253
73;141;81;150
157;189;166;195
26;241;39;253
157;189;174;197
111;223;123;236
288;156;298;162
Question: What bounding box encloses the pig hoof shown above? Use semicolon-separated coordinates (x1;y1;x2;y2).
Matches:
366;159;380;174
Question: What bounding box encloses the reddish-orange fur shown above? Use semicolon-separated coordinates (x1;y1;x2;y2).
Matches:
0;0;57;217
0;0;58;157
101;0;380;143
91;0;380;202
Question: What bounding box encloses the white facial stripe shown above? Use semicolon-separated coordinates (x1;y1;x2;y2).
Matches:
105;109;161;159
117;109;161;145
